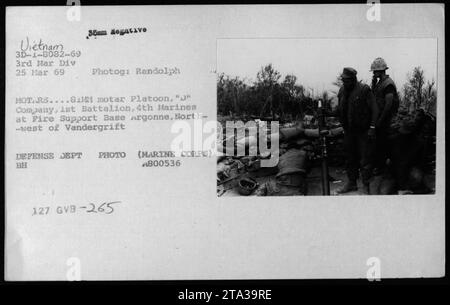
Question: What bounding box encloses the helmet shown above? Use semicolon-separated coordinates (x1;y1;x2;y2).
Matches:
238;177;258;196
370;57;388;71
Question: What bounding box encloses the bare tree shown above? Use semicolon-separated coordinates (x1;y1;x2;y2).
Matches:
256;64;281;119
402;67;436;114
423;79;437;114
330;74;343;96
409;67;425;110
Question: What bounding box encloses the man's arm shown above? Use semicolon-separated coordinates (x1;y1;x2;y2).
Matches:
377;91;394;127
367;87;379;127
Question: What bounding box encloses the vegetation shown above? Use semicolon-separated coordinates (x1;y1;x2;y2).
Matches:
217;64;437;120
401;66;437;115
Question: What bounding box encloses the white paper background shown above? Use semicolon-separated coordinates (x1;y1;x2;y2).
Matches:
5;4;445;280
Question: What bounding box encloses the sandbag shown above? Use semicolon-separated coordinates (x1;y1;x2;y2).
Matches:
276;148;308;177
280;126;304;141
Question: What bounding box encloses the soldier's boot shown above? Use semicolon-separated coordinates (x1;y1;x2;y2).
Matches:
361;167;372;195
336;181;358;194
362;183;370;195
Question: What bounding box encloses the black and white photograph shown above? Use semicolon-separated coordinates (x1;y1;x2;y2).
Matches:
217;38;437;196
2;2;446;287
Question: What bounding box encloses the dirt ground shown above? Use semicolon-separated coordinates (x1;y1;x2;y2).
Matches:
220;166;435;197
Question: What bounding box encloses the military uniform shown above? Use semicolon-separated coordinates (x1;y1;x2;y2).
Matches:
373;75;398;127
372;75;398;170
337;69;379;188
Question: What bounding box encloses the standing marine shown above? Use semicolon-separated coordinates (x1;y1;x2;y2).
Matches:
370;57;399;174
336;67;379;194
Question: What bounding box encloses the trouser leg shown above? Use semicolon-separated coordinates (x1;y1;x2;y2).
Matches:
358;131;375;185
375;128;389;170
344;132;359;183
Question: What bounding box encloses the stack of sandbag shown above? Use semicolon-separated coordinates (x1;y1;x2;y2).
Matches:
257;148;309;196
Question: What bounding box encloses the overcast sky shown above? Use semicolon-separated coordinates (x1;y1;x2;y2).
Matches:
217;38;437;96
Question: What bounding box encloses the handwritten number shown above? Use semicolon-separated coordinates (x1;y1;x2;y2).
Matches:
85;201;120;214
105;201;120;214
86;203;97;213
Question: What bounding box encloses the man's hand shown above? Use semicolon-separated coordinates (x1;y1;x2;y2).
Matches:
368;127;376;140
371;76;378;88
